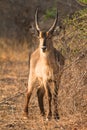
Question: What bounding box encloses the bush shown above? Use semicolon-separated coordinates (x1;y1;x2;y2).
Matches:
44;7;57;20
78;0;87;4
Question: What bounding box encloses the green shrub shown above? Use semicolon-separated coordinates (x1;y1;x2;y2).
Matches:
44;7;57;20
78;0;87;4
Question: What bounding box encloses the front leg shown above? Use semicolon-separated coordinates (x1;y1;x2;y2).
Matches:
24;91;32;117
37;86;45;116
24;79;35;118
47;85;52;120
44;81;52;120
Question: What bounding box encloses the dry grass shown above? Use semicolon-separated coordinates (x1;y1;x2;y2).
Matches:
0;38;29;61
0;56;87;130
0;54;87;130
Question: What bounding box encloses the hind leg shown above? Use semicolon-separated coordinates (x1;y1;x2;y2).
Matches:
47;85;52;120
53;81;59;120
37;86;45;116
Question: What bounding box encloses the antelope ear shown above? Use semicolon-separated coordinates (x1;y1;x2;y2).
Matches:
37;29;40;36
35;29;39;37
46;32;52;38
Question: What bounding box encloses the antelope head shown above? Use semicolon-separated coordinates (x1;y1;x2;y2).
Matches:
35;8;58;53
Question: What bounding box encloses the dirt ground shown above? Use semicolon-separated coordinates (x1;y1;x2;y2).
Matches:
0;54;87;130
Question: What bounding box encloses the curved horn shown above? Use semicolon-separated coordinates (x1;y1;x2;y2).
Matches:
47;9;58;34
35;8;40;33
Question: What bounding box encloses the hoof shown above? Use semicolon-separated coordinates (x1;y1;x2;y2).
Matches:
23;115;28;120
47;112;52;121
46;117;49;122
41;112;45;117
23;111;28;119
54;113;60;120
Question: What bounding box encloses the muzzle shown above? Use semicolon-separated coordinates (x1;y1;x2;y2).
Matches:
41;46;47;52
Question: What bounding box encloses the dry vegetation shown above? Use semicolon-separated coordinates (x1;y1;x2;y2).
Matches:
0;2;87;130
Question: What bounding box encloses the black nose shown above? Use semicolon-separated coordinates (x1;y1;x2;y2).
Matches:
41;46;46;52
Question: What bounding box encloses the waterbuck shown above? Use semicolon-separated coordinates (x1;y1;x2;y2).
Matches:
24;8;65;120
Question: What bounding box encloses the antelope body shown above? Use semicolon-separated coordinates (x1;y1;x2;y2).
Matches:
24;9;65;120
